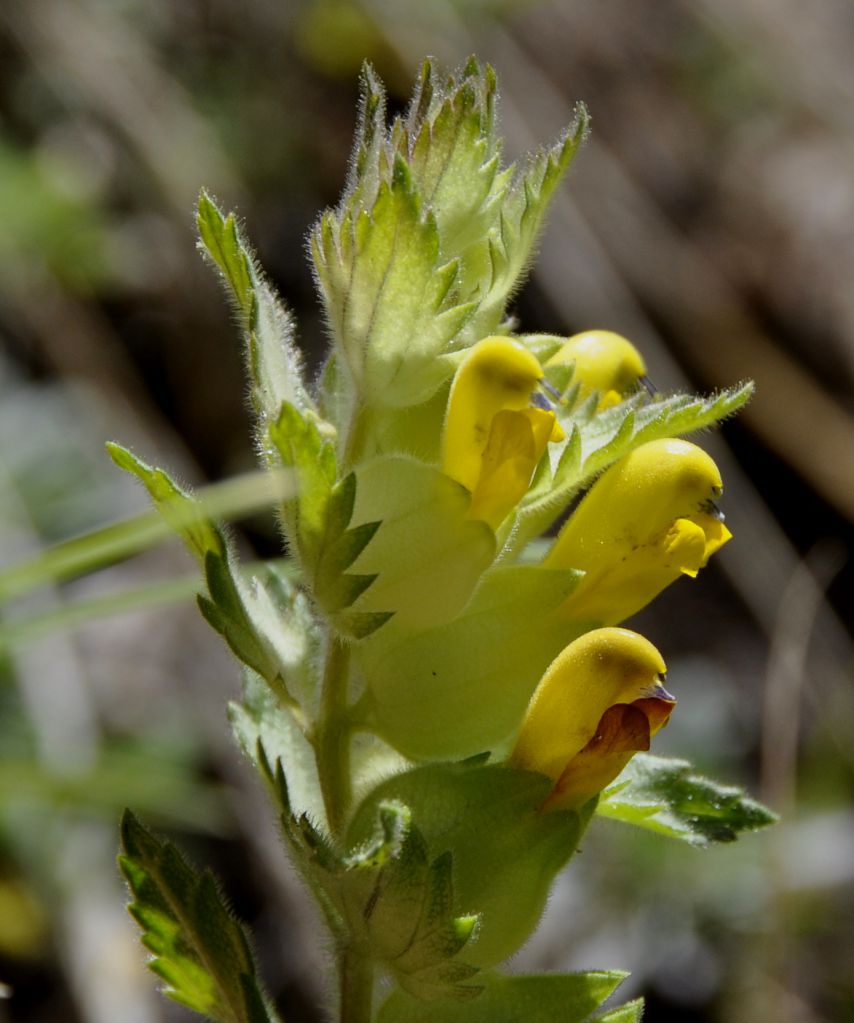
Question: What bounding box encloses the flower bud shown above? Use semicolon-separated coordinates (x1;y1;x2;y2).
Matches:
547;438;731;624
546;330;647;409
443;336;564;528
510;628;675;809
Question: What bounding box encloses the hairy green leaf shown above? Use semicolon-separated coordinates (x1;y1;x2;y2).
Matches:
119;811;280;1023
197;190;312;438
229;670;323;823
268;406;384;635
458;105;589;345
377;969;631;1023
110;445;300;697
106;444;225;564
311;58;587;412
515;382;753;548
598;753;777;847
312;158;471;408
594;998;645;1022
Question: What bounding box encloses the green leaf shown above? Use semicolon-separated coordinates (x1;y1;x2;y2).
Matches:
514;382;753;548
594;998;645;1022
106;443;226;564
197;190;312;440
358;563;581;761
311;58;585;410
341;62;389;216
229;670;323;823
597;753;777;847
377;969;630;1023
459;105;589;345
311;157;472;408
267;406;382;635
109;444;301;696
268;402;337;570
403;59;507;276
197;191;255;328
345;455;495;634
119;811;281;1023
349;764;593;967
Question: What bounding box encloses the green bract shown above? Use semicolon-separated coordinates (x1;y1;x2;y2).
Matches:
110;57;772;1023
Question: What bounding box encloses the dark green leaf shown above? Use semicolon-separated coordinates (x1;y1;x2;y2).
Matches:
598;754;777;847
119;811;281;1023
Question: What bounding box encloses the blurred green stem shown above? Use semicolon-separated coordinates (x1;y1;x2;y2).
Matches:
340;947;374;1023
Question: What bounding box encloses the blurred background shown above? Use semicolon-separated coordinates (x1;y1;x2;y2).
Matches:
0;1;852;1021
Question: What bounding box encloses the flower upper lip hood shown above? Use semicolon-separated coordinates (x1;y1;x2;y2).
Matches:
546;437;732;624
546;330;648;410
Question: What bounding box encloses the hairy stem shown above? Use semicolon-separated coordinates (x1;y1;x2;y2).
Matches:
315;637;353;839
340;946;374;1023
342;403;371;474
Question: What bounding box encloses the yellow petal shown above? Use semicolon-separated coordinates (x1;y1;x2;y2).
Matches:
443;336;545;492
468;407;556;529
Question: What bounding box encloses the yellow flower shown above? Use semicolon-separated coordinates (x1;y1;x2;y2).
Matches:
442;336;564;529
546;438;731;625
509;628;675;809
546;330;648;410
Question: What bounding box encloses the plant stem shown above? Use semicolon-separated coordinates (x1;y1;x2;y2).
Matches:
315;637;353;838
342;403;371;474
340;946;374;1023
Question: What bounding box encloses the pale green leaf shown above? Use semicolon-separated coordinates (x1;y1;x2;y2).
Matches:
349;764;593;967
594;998;645;1022
312;158;472;408
357;563;581;761
346;455;495;632
377;969;629;1022
197;190;311;438
458;105;589;345
228;670;323;823
514;382;753;548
